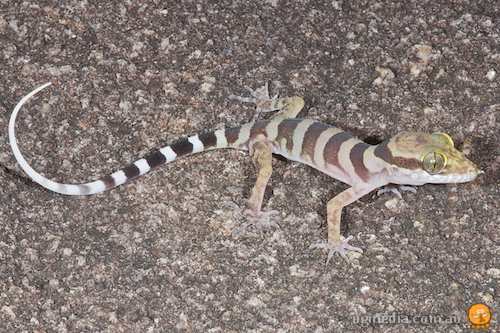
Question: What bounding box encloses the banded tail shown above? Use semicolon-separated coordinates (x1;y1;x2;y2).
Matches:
8;83;236;196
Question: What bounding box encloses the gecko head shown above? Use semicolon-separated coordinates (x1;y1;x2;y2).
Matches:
379;132;482;185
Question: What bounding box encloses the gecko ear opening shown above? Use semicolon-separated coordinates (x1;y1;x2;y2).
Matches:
422;151;447;174
431;132;454;148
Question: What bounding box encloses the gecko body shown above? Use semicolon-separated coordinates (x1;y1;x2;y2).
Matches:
9;83;482;262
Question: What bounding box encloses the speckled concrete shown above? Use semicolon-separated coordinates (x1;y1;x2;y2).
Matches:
0;1;498;332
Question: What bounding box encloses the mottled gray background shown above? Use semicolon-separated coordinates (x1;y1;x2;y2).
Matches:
0;1;498;332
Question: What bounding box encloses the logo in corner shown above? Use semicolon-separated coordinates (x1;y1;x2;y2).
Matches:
467;303;492;329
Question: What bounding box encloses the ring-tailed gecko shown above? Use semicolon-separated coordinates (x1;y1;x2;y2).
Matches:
8;82;482;263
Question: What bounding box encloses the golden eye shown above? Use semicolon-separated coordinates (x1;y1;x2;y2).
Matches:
422;152;447;174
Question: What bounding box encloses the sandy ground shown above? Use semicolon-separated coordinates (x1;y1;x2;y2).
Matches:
0;1;498;332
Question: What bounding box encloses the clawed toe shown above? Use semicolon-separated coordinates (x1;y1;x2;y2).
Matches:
233;209;281;236
377;185;417;199
310;236;363;264
246;209;281;229
229;83;281;119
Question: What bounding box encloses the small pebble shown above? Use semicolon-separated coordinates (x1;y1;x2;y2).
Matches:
486;69;496;81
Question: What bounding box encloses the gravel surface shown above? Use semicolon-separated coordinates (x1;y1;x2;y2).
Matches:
0;1;498;332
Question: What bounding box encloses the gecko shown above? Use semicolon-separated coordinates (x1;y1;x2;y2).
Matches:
8;82;482;263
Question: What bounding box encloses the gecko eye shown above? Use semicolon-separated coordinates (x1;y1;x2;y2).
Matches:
422;151;446;174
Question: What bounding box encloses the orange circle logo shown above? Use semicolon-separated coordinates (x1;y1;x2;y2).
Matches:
467;303;492;329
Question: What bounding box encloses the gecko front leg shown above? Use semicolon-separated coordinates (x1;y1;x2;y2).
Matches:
311;186;377;264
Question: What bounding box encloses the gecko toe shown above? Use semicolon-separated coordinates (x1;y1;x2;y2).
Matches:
247;209;281;230
233;209;281;236
310;236;363;264
377;185;417;199
229;83;282;121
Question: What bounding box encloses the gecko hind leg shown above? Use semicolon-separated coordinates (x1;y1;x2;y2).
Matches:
233;140;280;235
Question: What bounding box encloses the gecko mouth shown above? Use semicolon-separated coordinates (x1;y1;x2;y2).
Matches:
423;171;481;184
391;168;481;185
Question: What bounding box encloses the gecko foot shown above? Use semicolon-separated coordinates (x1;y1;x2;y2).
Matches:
232;209;281;236
229;83;281;120
377;185;416;199
310;236;363;265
